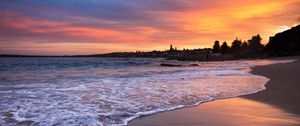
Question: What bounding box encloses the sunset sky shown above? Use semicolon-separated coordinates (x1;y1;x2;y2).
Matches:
0;0;299;55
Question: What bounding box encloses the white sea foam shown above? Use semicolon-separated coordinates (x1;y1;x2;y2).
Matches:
0;58;295;126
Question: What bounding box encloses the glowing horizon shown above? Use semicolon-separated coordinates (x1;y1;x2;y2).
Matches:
0;0;299;55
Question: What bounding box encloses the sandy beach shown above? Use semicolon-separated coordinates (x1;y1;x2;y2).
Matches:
128;57;300;126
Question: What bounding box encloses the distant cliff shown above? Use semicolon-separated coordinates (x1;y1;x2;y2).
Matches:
265;24;300;56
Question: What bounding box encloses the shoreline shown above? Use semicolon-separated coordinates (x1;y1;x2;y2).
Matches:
242;56;300;115
128;56;300;126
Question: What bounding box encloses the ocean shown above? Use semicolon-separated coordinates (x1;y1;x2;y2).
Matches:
0;57;295;126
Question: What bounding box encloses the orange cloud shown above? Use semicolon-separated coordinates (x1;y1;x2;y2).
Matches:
0;0;299;55
172;0;300;47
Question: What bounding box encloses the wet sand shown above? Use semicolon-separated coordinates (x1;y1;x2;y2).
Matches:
128;57;300;126
242;57;300;115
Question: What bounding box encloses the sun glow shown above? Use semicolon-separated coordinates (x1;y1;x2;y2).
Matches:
0;0;299;55
277;26;291;33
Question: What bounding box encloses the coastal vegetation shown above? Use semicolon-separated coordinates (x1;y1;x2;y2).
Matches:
98;24;300;61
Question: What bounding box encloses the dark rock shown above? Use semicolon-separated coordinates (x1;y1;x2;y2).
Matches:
190;64;199;66
17;120;35;126
160;63;199;67
160;63;182;67
2;112;14;118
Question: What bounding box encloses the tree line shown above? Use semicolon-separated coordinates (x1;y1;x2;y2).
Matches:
212;34;264;58
212;24;300;58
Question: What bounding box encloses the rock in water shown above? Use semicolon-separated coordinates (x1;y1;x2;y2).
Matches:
160;63;182;67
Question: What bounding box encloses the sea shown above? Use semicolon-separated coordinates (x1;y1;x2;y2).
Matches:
0;57;295;126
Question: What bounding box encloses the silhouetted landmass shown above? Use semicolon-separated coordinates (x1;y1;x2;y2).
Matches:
167;24;299;61
1;24;299;61
220;41;230;55
212;41;220;53
265;24;300;56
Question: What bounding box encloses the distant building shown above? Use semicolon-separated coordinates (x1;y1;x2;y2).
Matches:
170;44;174;51
169;44;178;51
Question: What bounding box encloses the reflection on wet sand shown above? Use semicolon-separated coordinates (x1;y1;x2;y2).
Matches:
129;98;300;126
